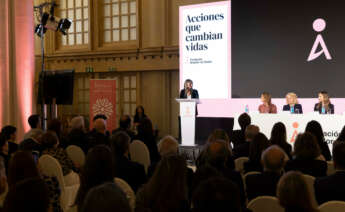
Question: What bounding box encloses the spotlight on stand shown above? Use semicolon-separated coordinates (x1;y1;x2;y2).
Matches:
34;1;72;37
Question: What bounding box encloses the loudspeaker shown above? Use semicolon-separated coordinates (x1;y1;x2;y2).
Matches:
38;70;74;105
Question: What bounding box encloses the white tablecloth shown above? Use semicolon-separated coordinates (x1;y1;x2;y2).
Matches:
234;113;345;151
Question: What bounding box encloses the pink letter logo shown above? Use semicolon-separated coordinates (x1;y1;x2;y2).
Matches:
307;18;332;62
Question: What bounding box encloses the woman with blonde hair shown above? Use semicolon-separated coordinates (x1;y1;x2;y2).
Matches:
258;92;277;113
314;91;334;114
283;92;303;113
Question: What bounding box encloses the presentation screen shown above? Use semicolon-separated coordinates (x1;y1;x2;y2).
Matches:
179;0;345;117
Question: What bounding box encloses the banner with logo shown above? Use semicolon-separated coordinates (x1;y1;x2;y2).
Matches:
89;80;116;132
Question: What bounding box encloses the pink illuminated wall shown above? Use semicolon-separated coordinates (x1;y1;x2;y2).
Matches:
0;0;34;140
14;0;35;138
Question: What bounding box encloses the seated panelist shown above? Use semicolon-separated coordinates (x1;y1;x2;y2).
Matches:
258;92;277;114
314;91;334;114
283;92;303;114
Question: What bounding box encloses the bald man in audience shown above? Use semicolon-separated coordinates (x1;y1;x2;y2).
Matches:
314;141;345;204
245;145;285;201
233;125;259;158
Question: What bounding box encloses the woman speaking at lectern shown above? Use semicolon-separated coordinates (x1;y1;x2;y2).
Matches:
179;79;199;99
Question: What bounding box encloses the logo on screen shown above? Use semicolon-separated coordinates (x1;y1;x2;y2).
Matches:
307;18;332;62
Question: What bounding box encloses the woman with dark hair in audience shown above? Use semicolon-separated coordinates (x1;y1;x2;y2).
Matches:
135;155;190;212
305;120;331;161
285;132;327;177
1;125;18;155
8;151;62;212
135;118;160;163
134;105;147;127
41;131;79;186
244;132;270;173
75;145;115;212
277;171;319;212
0;134;10;174
270;122;292;159
110;131;146;192
81;183;131;212
3;177;50;212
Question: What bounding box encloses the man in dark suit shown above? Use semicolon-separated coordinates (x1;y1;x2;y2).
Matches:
231;113;251;148
314;141;345;204
110;131;146;192
245;145;285;201
112;115;136;141
233;125;259;159
179;79;199;99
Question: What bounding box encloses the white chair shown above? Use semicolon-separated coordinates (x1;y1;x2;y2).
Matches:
247;196;284;212
114;178;136;211
327;161;336;176
234;157;249;173
319;201;345;212
302;174;318;208
66;145;86;167
129;140;151;173
39;154;80;212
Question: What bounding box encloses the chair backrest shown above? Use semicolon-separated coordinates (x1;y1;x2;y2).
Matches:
235;157;249;173
319;201;345;212
247;196;284;212
302;174;318;208
66;145;86;167
327;161;336;176
114;178;136;211
129;140;151;173
39;154;66;192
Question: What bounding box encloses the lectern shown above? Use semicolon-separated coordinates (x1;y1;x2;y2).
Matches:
176;99;199;146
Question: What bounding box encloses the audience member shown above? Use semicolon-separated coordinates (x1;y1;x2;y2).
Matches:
0;135;10;174
24;114;41;140
270;122;292;158
134;118;160;163
192;177;242;212
19;128;44;155
81;183;131;212
1;126;18;156
112;115;135;140
0;157;7;197
3;178;50;212
246;145;285;201
243;132;270;173
305;120;331;161
87;118;109;149
7;151;62;212
66;116;88;153
134;105;147;127
75;145;115;211
148;135;179;178
314;141;345;204
41;131;79;185
191;165;222;198
233;125;259;158
285;132;327;177
231;113;251;148
92;114;110;136
277;171;319;212
196;129;234;170
336;125;345;141
203;141;245;206
135;155;189;212
110;132;146;192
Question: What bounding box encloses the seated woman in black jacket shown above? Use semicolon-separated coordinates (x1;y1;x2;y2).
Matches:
285;132;327;177
283;92;303;114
